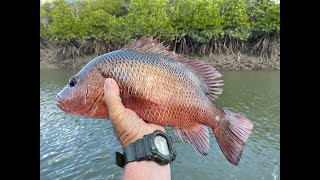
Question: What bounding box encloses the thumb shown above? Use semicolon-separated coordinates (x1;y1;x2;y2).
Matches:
104;78;126;121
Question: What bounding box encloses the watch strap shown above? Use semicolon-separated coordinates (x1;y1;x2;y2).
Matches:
115;130;176;168
115;135;153;168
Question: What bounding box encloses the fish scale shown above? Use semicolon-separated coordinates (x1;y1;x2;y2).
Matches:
56;37;253;165
99;50;207;127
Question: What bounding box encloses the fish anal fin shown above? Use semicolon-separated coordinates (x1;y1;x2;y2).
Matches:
174;124;210;156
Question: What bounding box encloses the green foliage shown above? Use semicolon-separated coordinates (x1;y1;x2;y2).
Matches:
78;6;117;41
40;2;51;39
170;0;224;43
248;0;280;33
124;0;175;41
40;0;280;45
220;0;251;40
77;0;128;17
45;0;82;43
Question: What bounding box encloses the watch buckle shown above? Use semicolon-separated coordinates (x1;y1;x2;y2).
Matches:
115;151;124;168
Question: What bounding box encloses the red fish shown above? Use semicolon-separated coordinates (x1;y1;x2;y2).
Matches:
56;37;253;165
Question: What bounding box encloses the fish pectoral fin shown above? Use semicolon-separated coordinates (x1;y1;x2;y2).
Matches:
121;95;158;109
174;124;210;156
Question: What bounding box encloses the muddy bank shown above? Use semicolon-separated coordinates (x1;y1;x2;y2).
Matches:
202;54;280;70
40;52;279;70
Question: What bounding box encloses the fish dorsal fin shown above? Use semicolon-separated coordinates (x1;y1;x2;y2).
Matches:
182;58;223;100
121;36;180;60
122;37;223;100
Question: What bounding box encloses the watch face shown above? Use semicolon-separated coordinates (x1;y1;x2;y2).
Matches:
154;135;170;155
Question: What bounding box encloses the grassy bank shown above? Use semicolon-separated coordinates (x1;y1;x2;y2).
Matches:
40;0;280;70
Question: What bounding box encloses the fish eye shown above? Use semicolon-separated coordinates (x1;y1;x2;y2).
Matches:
68;76;77;87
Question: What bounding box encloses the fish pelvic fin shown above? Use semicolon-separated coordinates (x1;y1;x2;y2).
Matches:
174;124;210;155
211;110;253;165
122;37;223;100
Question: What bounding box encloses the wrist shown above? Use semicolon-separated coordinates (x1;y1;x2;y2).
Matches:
115;128;176;168
123;160;171;180
121;125;166;149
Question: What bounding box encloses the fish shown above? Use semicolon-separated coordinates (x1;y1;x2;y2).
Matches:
56;37;253;165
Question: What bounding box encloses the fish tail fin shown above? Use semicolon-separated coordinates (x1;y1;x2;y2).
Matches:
211;110;253;165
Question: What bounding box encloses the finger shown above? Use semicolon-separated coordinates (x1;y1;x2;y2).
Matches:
147;123;166;133
104;78;126;122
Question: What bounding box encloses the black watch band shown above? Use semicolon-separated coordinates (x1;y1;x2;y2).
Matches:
115;130;176;168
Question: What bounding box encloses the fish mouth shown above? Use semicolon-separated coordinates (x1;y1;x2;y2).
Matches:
56;95;68;112
56;95;77;114
55;86;103;117
56;94;94;116
56;96;79;115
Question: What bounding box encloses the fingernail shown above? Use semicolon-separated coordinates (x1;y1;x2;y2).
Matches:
104;78;113;90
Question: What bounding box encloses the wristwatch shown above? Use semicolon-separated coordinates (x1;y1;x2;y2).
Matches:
115;130;177;168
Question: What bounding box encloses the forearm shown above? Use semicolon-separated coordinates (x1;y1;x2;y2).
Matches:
122;161;171;180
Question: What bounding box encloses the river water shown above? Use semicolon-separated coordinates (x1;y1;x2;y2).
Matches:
40;69;279;180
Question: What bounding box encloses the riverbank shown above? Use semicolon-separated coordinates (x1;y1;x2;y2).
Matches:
40;53;279;70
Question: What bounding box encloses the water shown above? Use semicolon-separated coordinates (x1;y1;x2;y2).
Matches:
40;69;280;180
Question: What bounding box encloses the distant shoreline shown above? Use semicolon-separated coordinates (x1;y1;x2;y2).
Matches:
40;53;280;70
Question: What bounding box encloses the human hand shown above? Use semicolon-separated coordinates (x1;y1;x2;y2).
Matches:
103;78;165;148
